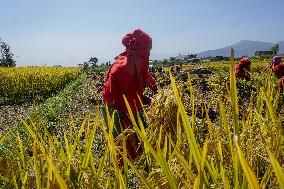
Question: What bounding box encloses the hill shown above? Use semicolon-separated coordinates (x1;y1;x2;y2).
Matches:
196;40;284;58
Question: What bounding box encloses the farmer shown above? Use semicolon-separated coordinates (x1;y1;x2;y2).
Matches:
263;56;282;73
102;29;157;160
263;56;284;93
235;57;251;81
271;56;284;78
270;56;284;93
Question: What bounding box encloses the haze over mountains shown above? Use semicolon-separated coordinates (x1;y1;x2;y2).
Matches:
195;40;284;58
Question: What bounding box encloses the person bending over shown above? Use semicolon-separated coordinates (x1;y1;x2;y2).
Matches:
235;57;251;81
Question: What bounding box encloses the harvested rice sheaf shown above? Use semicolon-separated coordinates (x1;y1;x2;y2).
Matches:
146;87;187;151
148;88;178;132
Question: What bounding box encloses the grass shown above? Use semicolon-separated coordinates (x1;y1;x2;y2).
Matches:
31;73;86;124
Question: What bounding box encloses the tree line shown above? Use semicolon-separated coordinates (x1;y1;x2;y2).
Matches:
0;39;16;67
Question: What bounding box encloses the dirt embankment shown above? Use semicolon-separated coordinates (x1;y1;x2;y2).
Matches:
0;103;33;131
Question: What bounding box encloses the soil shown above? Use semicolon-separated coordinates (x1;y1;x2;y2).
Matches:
0;103;33;132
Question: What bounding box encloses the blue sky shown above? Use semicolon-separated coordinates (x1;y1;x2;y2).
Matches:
0;0;284;66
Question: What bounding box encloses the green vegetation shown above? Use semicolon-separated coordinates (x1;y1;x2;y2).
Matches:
31;74;86;124
0;39;16;67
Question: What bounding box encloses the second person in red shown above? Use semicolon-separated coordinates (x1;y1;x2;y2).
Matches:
235;57;251;81
270;56;284;93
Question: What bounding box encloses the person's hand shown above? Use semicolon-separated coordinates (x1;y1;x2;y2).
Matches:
152;85;158;94
264;62;273;73
142;95;152;105
263;66;269;73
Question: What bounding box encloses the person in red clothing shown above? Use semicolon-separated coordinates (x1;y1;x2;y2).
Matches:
269;56;284;93
101;29;157;160
264;56;282;74
270;56;284;78
235;57;251;80
264;56;284;93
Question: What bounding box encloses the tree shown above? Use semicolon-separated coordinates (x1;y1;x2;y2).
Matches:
152;60;158;65
162;59;169;66
271;43;279;55
0;39;16;67
83;61;89;70
83;57;99;70
169;57;176;63
105;61;111;67
184;53;197;61
88;57;98;68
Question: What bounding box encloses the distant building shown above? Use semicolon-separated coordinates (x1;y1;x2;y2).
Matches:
255;50;273;57
209;56;229;61
186;58;201;64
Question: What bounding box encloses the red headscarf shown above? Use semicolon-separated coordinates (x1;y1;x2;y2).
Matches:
122;30;152;51
102;29;157;114
239;57;251;65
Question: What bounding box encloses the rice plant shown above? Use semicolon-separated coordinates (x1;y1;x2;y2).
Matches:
0;50;283;188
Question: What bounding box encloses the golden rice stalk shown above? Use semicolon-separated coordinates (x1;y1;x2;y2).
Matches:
148;88;178;131
146;87;179;151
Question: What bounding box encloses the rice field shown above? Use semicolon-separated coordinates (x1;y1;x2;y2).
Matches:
0;67;81;105
0;54;284;188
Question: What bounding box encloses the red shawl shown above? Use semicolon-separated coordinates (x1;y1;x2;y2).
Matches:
235;64;251;80
273;64;284;79
102;29;157;114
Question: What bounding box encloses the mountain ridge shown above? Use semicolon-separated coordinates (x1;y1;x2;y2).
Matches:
195;40;284;58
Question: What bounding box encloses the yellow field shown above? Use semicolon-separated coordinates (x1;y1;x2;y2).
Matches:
163;60;270;71
1;58;284;188
0;67;81;104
